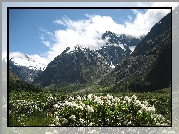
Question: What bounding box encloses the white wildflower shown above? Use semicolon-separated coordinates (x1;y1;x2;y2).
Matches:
69;114;76;120
117;122;121;126
143;100;148;106
112;97;120;103
106;99;112;106
94;96;100;103
87;94;93;101
69;96;74;101
157;114;165;121
55;116;59;122
122;101;126;104
131;95;137;100
135;99;141;106
88;122;93;126
127;121;132;126
62;118;68;124
156;122;161;126
140;105;147;111
76;96;81;101
49;124;55;126
97;99;104;105
77;105;84;110
54;112;58;117
107;94;113;100
138;110;142;114
127;98;132;103
146;106;155;113
140;103;145;108
124;96;129;101
86;105;94;112
53;104;59;109
79;118;85;125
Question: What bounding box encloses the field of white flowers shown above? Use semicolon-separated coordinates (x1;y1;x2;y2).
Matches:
9;90;171;127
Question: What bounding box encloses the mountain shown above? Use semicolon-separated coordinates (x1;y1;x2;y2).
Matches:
9;68;42;92
32;45;112;87
9;68;20;81
96;31;144;66
7;31;143;88
99;11;171;92
32;31;144;88
7;53;46;84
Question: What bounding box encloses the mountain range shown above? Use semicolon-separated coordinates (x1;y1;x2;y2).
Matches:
7;31;143;87
9;67;42;92
3;53;46;84
6;10;172;93
32;32;143;87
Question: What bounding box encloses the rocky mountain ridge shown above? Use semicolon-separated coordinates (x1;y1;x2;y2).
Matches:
100;11;171;92
9;32;143;87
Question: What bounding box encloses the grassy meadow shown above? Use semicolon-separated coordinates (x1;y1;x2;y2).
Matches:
9;87;171;127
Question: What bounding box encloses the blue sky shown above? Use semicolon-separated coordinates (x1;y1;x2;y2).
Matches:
7;5;176;65
9;9;146;55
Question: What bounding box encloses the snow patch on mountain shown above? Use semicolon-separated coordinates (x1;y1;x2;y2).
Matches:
129;46;136;53
110;62;115;69
10;58;46;71
7;52;47;71
118;43;125;50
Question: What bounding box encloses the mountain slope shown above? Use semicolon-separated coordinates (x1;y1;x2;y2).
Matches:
9;68;42;92
100;11;171;92
9;68;20;81
32;45;112;87
32;31;144;88
8;53;46;84
97;31;143;66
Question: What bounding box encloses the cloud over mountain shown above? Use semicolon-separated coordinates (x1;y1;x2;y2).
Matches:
7;3;179;66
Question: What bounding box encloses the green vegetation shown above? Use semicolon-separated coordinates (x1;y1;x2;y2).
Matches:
99;12;171;93
9;87;171;126
8;11;172;127
44;82;89;93
9;68;43;92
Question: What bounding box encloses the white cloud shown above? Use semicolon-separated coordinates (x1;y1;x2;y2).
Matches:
17;2;179;66
51;8;171;53
131;9;140;14
27;54;48;66
42;41;50;47
124;9;171;37
40;35;44;40
127;15;132;21
39;28;53;37
53;19;65;25
7;52;47;66
9;51;26;59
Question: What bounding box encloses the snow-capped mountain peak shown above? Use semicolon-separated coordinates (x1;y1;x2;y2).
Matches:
10;57;46;71
7;53;46;71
